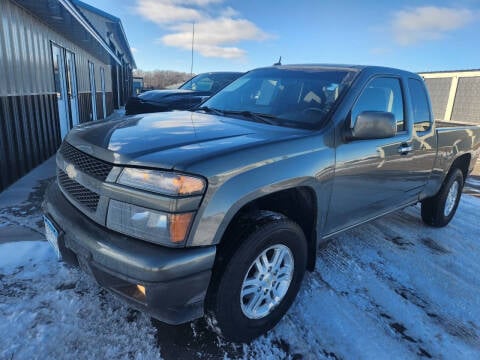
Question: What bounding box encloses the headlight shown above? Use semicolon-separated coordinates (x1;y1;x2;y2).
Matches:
117;168;206;196
107;200;194;246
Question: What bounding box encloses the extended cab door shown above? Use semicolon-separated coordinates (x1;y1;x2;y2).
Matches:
406;78;437;195
325;75;422;234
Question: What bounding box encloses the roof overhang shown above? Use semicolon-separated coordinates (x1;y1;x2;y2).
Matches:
15;0;121;65
72;0;136;68
419;70;480;78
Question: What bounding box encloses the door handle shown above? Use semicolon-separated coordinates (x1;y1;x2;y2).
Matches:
398;143;413;155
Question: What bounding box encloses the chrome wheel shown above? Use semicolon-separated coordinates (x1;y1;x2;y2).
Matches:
444;180;459;217
240;244;294;319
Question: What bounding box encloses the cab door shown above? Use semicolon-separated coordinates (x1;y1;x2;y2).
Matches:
325;76;417;234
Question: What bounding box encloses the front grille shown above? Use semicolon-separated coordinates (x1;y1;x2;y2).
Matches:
60;142;113;181
58;170;100;212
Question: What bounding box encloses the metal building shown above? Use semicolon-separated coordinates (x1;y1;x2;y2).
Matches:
419;70;480;125
0;0;135;192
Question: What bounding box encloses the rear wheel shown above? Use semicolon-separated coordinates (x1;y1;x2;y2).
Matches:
421;168;464;227
206;212;307;342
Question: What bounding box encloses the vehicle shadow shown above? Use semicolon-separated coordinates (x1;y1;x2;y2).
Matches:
152;318;244;359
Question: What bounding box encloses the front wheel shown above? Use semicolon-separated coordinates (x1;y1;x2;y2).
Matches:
206;212;307;342
421;168;464;227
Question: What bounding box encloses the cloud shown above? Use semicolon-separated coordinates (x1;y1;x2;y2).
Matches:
175;0;223;5
161;18;269;58
135;1;202;24
130;47;138;53
370;47;391;55
392;6;475;45
219;6;239;18
135;0;270;59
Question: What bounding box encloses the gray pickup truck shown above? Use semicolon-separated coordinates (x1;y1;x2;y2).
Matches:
43;64;480;342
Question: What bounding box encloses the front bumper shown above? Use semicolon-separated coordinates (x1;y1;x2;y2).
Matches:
42;182;216;324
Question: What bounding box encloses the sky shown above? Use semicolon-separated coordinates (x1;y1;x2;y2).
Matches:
83;0;480;74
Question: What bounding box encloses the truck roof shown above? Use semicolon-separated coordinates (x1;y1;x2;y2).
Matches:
259;64;421;79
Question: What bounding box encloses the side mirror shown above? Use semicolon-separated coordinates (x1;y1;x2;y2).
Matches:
347;111;396;140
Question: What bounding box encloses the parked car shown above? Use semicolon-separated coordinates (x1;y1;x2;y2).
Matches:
125;72;243;115
44;64;480;342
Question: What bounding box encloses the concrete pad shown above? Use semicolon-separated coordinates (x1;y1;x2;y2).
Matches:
0;156;56;208
0;156;56;243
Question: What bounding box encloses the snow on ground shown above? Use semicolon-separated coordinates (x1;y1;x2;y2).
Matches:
0;242;160;360
1;195;480;359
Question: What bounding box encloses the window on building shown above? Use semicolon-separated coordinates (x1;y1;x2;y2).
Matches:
51;44;62;99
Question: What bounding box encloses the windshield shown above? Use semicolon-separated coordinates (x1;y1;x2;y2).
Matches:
199;67;355;129
179;73;241;92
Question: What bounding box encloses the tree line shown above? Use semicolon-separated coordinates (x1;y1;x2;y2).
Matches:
133;69;194;90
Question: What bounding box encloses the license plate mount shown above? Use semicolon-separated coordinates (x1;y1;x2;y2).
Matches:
43;215;61;260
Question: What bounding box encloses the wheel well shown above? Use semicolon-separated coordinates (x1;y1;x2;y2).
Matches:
219;187;317;271
450;153;471;183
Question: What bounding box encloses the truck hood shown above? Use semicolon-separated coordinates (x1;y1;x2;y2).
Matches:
66;111;309;170
137;89;209;102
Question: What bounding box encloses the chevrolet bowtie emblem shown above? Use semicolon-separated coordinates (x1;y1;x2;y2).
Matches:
65;163;78;179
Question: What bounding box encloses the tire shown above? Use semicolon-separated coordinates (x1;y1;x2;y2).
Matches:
206;211;307;342
421;168;464;227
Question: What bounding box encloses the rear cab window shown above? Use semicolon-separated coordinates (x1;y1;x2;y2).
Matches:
408;79;432;132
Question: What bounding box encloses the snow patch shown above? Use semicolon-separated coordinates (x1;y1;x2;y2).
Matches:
2;196;480;359
0;241;161;360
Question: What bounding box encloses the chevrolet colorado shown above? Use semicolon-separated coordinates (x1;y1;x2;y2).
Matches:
43;65;480;342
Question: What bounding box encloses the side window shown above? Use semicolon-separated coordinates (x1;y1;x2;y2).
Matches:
352;77;405;132
408;79;432;132
193;77;213;91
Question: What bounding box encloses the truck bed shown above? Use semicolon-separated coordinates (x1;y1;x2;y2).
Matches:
436;120;480;128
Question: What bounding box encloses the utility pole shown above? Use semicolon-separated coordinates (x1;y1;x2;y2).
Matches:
190;22;195;76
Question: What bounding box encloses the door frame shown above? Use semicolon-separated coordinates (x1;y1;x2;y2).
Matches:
100;67;107;119
88;61;97;121
50;42;69;139
65;49;79;127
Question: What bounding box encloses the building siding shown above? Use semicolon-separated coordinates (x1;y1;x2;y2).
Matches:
423;78;451;121
78;91;92;123
0;94;59;190
421;70;480;124
0;0;113;96
451;77;480;124
0;0;123;192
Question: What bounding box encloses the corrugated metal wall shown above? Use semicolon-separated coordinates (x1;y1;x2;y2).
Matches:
0;0;113;96
423;78;451;120
0;94;60;189
451;77;480;124
0;2;53;95
422;72;480;124
0;0;117;191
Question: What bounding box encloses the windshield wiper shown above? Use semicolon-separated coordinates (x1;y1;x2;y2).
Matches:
194;106;224;116
221;110;279;125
